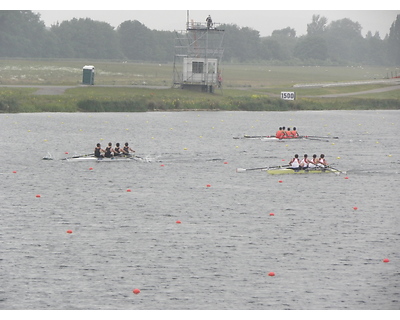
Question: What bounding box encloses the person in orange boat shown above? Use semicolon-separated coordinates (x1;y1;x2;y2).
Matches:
291;127;299;137
276;127;284;139
285;127;293;138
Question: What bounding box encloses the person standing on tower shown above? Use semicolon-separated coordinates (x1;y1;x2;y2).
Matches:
206;15;213;29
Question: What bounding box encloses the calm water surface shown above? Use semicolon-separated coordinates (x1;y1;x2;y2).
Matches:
0;110;399;310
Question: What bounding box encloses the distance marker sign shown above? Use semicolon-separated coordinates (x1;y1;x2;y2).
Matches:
281;92;296;100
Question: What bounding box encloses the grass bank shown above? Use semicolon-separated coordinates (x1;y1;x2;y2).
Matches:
1;86;398;113
0;59;399;112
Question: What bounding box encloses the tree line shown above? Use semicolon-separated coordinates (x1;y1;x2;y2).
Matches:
0;11;399;66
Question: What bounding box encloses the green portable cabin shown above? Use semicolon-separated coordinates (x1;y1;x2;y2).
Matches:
82;65;95;85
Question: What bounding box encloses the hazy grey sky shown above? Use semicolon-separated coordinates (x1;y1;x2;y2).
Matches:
33;10;399;38
11;2;400;37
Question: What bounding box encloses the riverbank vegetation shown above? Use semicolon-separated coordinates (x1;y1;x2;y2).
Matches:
0;60;399;113
1;86;399;113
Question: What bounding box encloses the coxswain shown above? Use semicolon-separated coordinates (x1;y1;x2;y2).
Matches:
123;142;135;155
318;154;328;167
291;127;299;137
300;154;310;169
276;127;284;139
94;143;105;158
289;154;300;170
104;142;115;158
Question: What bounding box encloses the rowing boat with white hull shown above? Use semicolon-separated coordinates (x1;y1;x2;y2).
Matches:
62;154;143;162
261;136;307;142
234;135;305;140
233;135;339;141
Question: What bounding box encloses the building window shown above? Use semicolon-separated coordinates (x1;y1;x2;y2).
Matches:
192;61;203;73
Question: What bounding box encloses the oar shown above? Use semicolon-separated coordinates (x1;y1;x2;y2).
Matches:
325;166;346;175
244;135;272;139
236;165;289;173
122;153;146;161
303;135;339;139
316;164;344;175
303;137;330;142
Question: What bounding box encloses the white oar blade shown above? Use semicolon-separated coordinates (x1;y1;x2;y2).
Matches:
236;168;247;173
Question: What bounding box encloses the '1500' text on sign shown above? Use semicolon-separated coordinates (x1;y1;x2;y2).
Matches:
281;92;296;100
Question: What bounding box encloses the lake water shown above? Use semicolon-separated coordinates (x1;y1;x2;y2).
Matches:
1;110;399;310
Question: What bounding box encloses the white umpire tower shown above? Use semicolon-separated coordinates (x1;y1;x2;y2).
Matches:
173;13;225;93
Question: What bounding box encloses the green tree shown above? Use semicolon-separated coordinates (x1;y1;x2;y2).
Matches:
50;18;122;59
364;31;387;65
267;27;297;61
152;30;175;62
259;38;285;61
307;15;327;36
0;11;49;57
325;18;365;64
388;14;400;65
272;27;296;38
117;20;156;61
220;24;261;62
294;36;328;61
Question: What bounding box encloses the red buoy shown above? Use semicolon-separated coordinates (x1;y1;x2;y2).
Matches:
35;194;41;198
176;220;181;224
344;176;349;179
353;207;358;210
89;167;93;170
133;288;140;294
66;230;73;234
268;272;275;276
269;213;275;216
126;189;131;192
278;180;283;183
12;171;17;173
383;259;390;263
206;184;211;187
